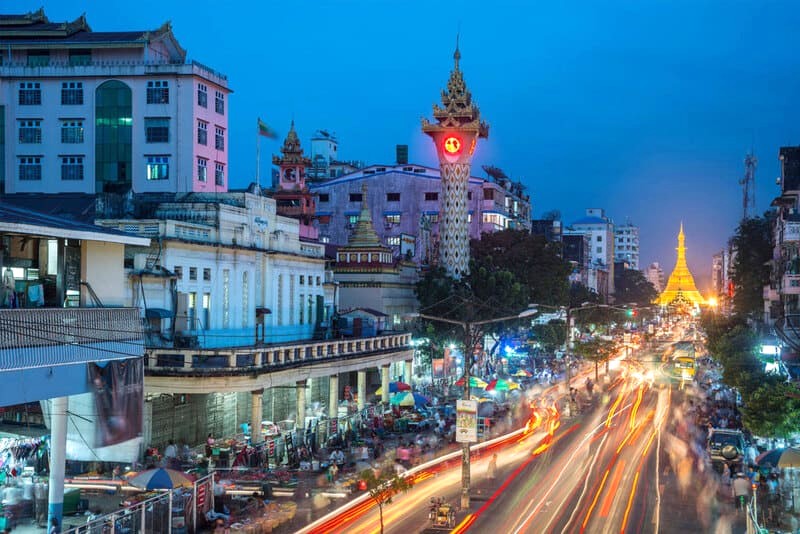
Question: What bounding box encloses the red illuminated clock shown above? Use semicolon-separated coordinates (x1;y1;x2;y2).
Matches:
443;135;463;155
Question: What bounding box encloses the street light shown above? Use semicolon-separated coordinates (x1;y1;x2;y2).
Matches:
407;305;538;510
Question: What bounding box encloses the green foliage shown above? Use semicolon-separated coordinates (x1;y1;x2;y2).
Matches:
569;283;602;307
574;338;617;380
360;464;414;534
730;215;773;318
615;269;658;306
532;320;566;352
742;381;800;439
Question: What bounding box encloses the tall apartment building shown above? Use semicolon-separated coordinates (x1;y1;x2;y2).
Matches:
644;261;665;292
309;163;532;266
564;208;615;299
0;9;231;196
614;221;640;270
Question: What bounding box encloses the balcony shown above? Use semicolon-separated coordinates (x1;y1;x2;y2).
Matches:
783;274;800;295
144;332;413;394
0;308;144;371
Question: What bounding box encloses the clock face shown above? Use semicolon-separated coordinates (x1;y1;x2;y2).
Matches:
284;168;296;181
443;135;463;156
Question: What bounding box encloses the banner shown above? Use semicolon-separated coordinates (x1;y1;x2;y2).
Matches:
456;399;478;443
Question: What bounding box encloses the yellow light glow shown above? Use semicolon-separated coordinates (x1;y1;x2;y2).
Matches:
707;297;718;307
443;135;462;155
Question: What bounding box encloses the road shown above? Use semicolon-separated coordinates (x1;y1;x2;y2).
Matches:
310;338;742;534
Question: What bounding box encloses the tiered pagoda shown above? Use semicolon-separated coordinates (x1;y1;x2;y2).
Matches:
272;121;317;240
656;223;706;307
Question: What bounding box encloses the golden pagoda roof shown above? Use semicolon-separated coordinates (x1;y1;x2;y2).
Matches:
272;120;310;167
421;37;489;138
656;223;706;306
342;184;389;250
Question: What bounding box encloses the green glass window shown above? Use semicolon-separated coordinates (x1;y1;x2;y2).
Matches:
95;81;132;193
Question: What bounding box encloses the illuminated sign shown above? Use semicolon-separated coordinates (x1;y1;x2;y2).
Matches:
443;135;463;155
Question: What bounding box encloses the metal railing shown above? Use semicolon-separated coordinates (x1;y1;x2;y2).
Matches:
0;308;144;370
146;332;412;373
0;59;227;82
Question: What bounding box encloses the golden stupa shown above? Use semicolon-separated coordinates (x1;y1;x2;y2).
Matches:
655;223;706;307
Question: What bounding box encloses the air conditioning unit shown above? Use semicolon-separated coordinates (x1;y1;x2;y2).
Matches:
175;292;191;332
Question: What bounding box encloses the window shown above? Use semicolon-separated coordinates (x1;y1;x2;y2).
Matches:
215;127;225;150
197;83;208;108
299;293;304;324
27;50;49;67
483;188;494;200
424;192;438;201
145;118;169;143
387;236;401;246
197;121;208;145
596;247;602;253
174;266;183;279
146;156;169;180
349;193;363;202
319;193;329;202
197;157;208;182
19;83;41;106
215;91;225;114
215;163;225;186
387;192;401;202
18;156;42;181
468;213;473;223
242;272;249;328
18;120;41;144
61;120;84;143
68;49;91;66
146;80;169;104
316;276;321;286
385;214;401;225
348;214;359;225
189;267;197;281
468;192;473;200
428;213;439;223
596;235;602;242
202;293;211;328
203;268;211;281
60;156;84;181
299;275;305;285
61;82;84;105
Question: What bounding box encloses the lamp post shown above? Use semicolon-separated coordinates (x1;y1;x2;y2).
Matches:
409;306;538;510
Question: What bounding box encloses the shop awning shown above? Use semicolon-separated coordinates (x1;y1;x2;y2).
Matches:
145;308;173;319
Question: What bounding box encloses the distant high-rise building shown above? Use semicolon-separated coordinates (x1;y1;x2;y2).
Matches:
645;262;665;292
564;208;615;299
0;9;231;196
614;221;640;270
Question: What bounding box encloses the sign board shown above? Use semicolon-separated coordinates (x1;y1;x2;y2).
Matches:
785;221;800;242
623;333;632;344
456;399;478;443
648;324;655;334
197;482;207;508
400;233;416;258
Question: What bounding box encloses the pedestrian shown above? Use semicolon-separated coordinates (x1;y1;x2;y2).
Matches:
164;439;178;467
487;453;497;480
328;462;338;483
206;433;215;458
49;517;60;534
733;473;751;511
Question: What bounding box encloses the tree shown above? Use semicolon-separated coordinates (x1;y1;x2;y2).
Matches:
742;381;800;440
730;215;773;319
532;320;566;352
574;338;617;382
360;464;413;534
615;269;658;306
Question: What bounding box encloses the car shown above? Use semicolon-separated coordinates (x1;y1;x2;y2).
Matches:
707;428;746;467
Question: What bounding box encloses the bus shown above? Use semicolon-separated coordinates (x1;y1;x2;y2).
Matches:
669;341;696;380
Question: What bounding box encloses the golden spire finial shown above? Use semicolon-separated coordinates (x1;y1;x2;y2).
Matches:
453;32;461;70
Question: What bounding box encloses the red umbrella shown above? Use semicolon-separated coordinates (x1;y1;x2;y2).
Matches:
394;381;412;392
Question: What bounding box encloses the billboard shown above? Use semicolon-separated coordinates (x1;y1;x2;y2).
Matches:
400;234;416;258
456;399;478;443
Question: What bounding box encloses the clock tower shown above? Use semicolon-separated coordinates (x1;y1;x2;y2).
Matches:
422;40;489;278
272;121;317;240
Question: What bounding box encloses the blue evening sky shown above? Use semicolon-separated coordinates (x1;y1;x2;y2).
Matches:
17;1;800;287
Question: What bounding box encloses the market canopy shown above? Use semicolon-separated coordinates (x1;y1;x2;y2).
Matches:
389;391;431;407
485;378;520;391
514;369;532;377
454;376;488;388
374;382;411;395
129;468;195;490
756;448;800;468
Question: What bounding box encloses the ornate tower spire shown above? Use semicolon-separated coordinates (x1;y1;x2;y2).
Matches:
347;183;383;248
421;41;489;278
656;223;706;307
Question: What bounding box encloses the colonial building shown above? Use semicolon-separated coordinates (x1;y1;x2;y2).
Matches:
614;221;640;270
332;185;418;329
310;164;532;265
564;208;615;299
0;8;231;196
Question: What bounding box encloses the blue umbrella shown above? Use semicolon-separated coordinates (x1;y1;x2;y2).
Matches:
129;468;195;490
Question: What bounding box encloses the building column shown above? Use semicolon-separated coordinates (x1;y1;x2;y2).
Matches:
329;374;339;419
250;389;263;445
404;360;413;385
381;365;390;405
296;380;307;432
47;396;68;530
357;371;366;411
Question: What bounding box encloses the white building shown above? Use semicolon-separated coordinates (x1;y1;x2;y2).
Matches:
614;221;640;270
0;9;231;196
98;192;331;347
644;262;665;292
564;208;615;298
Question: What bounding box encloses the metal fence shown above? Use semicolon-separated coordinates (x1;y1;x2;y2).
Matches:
64;473;214;534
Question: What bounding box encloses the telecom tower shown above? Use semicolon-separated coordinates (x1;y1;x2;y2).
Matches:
740;151;757;220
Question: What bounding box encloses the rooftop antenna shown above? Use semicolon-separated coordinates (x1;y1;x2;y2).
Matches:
740;150;757;221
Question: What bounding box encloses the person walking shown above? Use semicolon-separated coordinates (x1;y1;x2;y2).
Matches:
733;473;751;512
487;453;498;480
